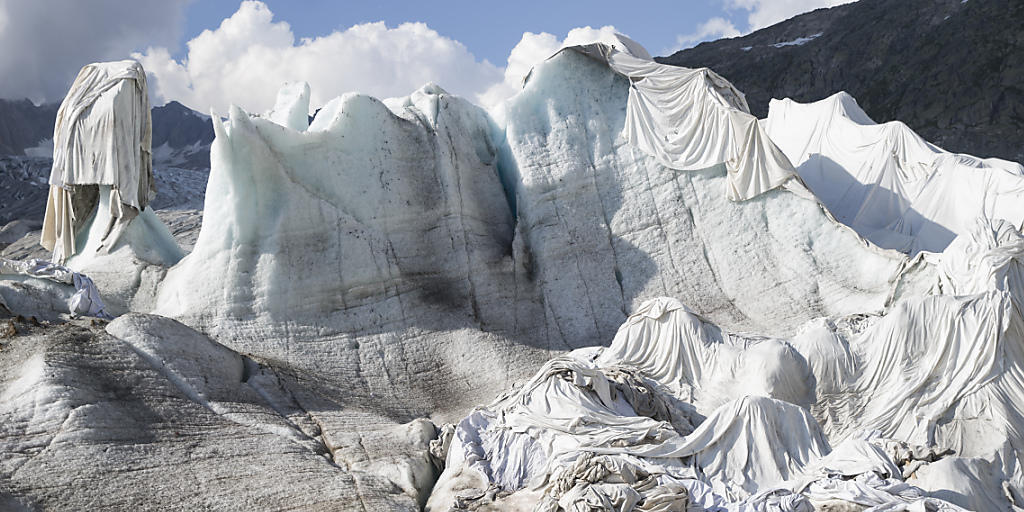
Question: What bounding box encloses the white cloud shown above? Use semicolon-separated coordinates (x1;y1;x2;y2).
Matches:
728;0;856;31
477;26;624;109
668;17;742;52
0;0;189;103
134;0;505;115
137;5;630;115
670;0;856;54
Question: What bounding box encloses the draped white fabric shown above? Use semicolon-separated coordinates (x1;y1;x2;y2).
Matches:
764;92;1024;255
41;60;153;263
551;40;797;201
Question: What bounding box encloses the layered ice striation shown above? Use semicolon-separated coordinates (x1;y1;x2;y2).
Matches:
502;48;914;341
155;79;535;417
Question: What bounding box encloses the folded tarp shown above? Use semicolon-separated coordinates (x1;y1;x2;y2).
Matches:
764;92;1024;255
434;217;1024;510
41;60;153;263
541;36;797;201
0;257;110;318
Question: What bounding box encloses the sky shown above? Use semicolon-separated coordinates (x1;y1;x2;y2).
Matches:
0;0;854;113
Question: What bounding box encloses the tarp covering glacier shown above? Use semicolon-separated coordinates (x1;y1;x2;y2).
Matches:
550;38;798;201
426;38;1024;512
41;60;155;263
431;216;1024;510
765;92;1024;255
3;28;1021;512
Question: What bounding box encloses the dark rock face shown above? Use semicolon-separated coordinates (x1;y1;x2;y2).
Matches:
0;99;214;169
149;101;215;170
0;100;57;156
151;101;215;149
658;0;1024;163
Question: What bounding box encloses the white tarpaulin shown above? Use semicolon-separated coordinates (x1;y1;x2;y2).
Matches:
41;60;154;263
430;216;1024;511
533;37;798;201
764;92;1024;255
0;257;109;318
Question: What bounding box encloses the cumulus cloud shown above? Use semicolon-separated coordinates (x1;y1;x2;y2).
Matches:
728;0;857;31
671;0;856;54
134;1;505;115
0;0;189;104
477;25;625;109
668;17;742;52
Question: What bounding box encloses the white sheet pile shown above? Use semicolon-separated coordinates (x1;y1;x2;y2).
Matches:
429;37;1024;512
765;92;1024;256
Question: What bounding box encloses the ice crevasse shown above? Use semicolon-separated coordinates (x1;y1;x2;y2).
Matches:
53;34;1024;511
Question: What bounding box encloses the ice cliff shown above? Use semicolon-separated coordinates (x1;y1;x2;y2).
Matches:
151;46;922;428
2;39;1024;511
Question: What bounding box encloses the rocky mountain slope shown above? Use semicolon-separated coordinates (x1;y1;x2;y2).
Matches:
0;99;214;166
659;0;1024;163
0;100;58;157
0;100;213;240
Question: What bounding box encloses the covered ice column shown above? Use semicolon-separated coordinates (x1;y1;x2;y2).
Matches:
40;60;180;267
34;60;182;315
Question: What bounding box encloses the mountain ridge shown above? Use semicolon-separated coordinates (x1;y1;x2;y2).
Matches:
658;0;1024;163
0;98;214;168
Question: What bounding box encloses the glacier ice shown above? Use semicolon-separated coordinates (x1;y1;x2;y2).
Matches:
151;43;925;427
501;47;915;341
2;35;1024;512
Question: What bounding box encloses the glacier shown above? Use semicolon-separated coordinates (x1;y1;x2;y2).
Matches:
1;36;1023;511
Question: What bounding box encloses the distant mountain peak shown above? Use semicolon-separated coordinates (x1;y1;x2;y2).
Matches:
0;97;214;169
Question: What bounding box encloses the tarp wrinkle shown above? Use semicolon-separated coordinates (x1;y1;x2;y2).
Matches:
549;39;798;201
